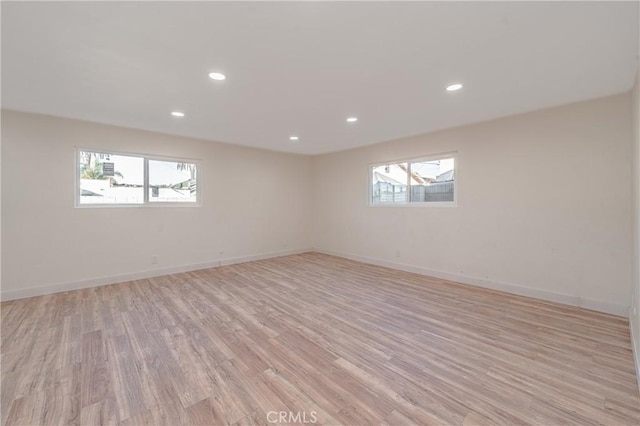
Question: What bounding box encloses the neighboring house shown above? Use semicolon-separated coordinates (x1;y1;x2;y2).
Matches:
372;164;419;186
435;169;454;182
371;164;413;204
80;178;192;204
80;178;109;196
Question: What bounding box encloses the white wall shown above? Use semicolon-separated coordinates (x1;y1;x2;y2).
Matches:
312;94;633;316
1;110;313;299
631;71;640;389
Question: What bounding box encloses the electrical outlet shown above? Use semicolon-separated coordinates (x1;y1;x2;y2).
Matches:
395;249;401;258
151;255;158;264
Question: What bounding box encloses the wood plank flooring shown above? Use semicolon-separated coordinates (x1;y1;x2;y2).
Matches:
1;252;639;425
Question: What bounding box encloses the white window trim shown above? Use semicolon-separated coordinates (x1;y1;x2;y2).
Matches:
74;147;202;208
368;151;458;208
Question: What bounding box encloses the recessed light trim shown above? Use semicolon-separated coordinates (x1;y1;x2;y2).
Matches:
289;136;299;141
208;72;227;81
346;117;358;122
446;83;463;92
171;111;185;117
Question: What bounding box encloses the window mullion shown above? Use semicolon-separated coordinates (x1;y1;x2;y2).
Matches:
407;162;412;203
143;157;149;204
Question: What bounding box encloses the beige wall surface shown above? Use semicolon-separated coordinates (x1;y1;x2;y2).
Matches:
1;111;313;298
631;70;640;388
312;94;633;316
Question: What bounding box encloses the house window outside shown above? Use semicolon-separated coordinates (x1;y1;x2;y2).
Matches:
370;153;456;206
76;149;200;207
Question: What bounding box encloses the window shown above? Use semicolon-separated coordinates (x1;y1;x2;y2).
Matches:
370;153;456;206
76;149;200;206
149;159;197;203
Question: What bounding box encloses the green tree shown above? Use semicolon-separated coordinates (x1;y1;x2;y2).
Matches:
80;156;123;181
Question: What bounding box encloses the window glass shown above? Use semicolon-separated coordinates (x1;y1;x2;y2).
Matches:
370;155;456;206
371;163;408;205
76;149;200;207
409;158;454;203
79;151;143;205
149;160;197;203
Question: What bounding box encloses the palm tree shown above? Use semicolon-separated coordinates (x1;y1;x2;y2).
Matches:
80;157;123;181
176;162;197;194
176;162;197;180
79;151;109;170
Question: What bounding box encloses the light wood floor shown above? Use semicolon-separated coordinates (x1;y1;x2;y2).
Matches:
1;253;639;425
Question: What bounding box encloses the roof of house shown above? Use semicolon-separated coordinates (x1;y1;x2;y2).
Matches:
436;169;454;182
373;171;405;186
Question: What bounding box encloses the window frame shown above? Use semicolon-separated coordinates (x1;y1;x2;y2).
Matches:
75;147;202;208
368;151;458;208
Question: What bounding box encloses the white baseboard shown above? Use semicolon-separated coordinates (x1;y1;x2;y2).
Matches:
313;248;628;317
0;248;312;301
630;311;640;393
3;247;629;318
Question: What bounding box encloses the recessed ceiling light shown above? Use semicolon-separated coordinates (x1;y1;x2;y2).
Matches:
171;111;185;117
289;136;299;141
346;117;358;122
209;72;227;81
446;83;463;92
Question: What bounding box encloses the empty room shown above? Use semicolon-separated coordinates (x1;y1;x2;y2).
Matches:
2;1;640;425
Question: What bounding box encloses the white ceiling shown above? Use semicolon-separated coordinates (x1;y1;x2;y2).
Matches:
2;2;638;155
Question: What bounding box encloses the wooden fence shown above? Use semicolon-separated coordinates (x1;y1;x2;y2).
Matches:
372;181;453;204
